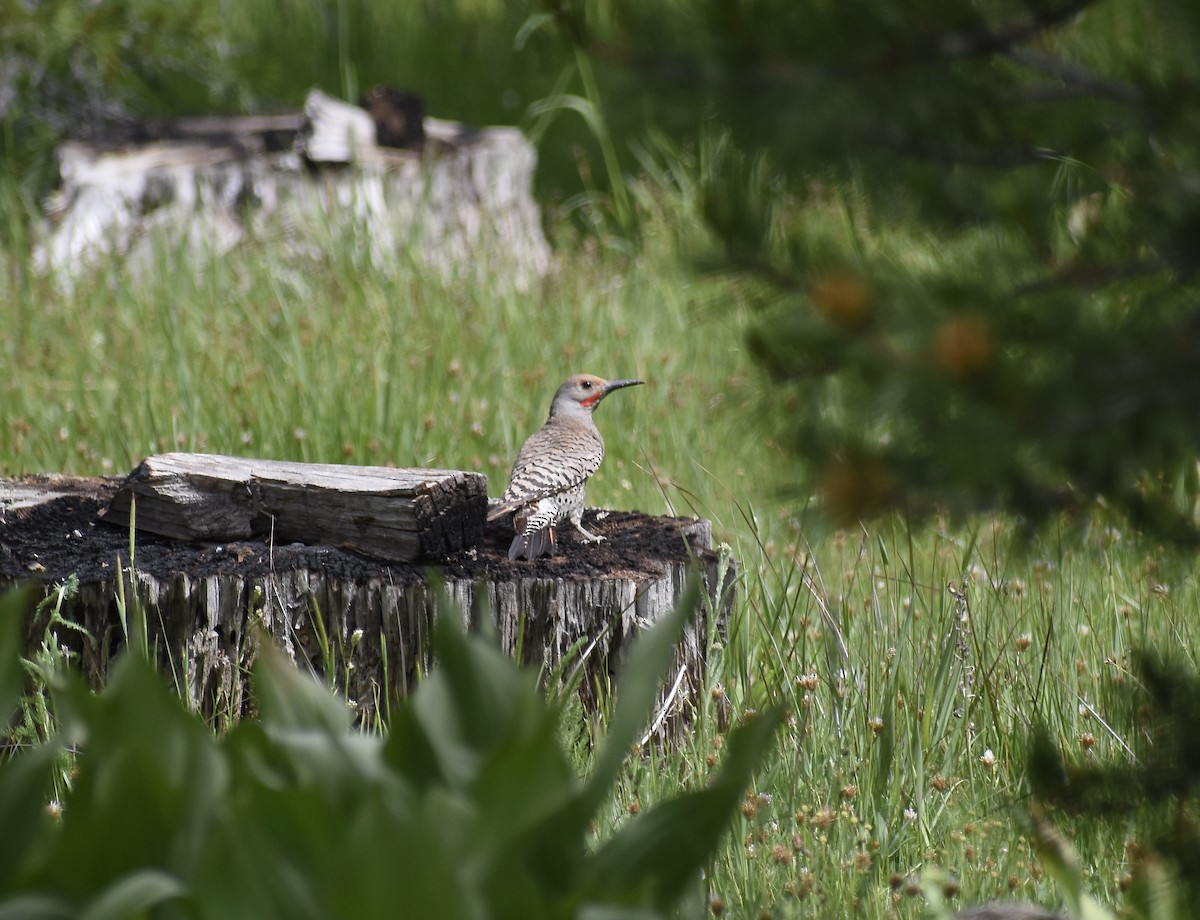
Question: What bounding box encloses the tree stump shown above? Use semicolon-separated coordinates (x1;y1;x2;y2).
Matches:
35;89;552;292
1;474;734;734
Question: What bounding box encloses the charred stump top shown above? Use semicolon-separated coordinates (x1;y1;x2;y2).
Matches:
1;474;713;584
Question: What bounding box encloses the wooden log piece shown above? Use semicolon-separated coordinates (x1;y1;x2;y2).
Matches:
100;453;487;563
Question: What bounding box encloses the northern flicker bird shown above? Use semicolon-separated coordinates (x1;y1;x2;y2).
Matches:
488;374;643;561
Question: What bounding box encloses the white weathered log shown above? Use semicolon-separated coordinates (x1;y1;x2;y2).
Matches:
101;453;487;562
301;89;377;162
35;89;552;291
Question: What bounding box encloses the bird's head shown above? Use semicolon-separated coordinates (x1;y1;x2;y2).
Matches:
552;374;644;414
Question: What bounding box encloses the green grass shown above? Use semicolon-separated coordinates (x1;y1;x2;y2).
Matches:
3;160;1197;919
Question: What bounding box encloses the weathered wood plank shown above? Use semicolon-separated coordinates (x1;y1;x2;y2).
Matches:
100;453;488;562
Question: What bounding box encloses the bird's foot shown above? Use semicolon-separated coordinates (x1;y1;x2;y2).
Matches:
573;523;605;544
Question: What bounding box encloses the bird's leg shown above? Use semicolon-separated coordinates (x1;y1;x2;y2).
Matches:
568;506;605;543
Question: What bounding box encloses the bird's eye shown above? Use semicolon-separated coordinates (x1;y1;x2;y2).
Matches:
581;380;592;389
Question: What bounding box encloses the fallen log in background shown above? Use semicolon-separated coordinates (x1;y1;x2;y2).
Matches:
36;89;553;292
1;474;734;735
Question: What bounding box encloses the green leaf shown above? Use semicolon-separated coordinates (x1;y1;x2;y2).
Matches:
245;646;391;812
47;653;225;894
1028;803;1118;920
577;906;664;920
582;578;700;813
0;587;32;727
584;707;781;911
0;744;61;890
253;638;352;735
383;701;445;789
0;894;75;919
385;604;546;791
79;870;186;920
425;608;531;768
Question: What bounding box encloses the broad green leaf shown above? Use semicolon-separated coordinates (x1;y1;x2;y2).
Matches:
1030;803;1117;920
386;608;544;791
383;701;446;789
47;653;225;893
577;906;664;920
0;744;61;890
253;638;351;735
584;707;781;910
0;894;75;920
0;587;32;727
428;607;530;751
525;579;707;900
79;870;186;920
582;578;700;812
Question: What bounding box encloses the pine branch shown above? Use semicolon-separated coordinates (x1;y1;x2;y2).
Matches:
1012;260;1170;297
920;0;1100;61
860;130;1062;168
1008;48;1144;105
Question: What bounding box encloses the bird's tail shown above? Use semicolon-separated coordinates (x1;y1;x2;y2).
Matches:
508;527;552;561
487;501;516;523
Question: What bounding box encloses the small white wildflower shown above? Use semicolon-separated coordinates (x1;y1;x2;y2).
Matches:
903;807;917;823
980;748;997;770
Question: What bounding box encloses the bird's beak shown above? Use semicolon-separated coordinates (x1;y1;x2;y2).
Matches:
603;378;644;394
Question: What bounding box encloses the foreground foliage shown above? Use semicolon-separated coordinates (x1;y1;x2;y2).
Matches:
0;586;779;918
